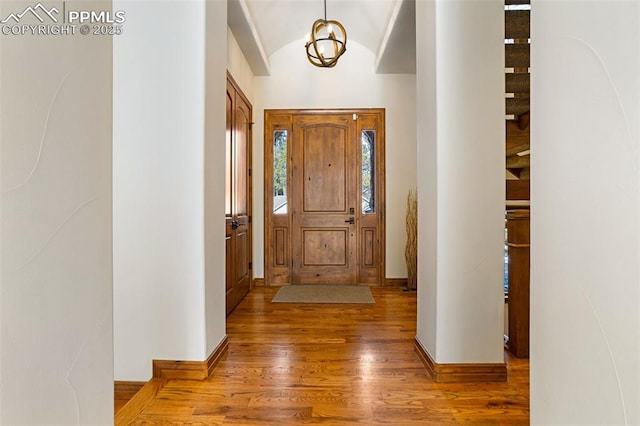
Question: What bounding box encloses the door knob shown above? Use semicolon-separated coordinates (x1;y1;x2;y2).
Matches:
231;220;239;230
344;217;355;224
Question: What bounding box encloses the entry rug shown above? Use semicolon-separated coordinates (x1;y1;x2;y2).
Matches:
271;285;375;304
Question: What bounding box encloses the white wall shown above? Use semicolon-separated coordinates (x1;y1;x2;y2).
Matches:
254;40;417;280
531;1;640;424
204;0;228;357
228;27;255;102
416;0;505;364
0;0;113;422
114;0;227;381
415;0;438;355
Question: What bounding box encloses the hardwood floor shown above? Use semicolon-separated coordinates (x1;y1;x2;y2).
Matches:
118;286;529;425
115;382;146;415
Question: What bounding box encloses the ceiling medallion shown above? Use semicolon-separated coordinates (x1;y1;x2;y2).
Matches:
304;0;347;68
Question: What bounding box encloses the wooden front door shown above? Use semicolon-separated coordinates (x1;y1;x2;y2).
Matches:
265;109;385;286
225;74;252;315
291;114;358;284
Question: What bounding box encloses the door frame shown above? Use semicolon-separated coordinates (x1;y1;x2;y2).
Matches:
264;108;386;285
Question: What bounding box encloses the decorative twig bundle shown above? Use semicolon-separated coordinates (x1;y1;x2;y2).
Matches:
405;190;418;290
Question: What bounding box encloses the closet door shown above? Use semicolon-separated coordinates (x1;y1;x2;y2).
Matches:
225;74;252;316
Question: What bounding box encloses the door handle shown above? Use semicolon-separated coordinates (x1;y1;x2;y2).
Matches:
231;220;239;230
344;217;355;225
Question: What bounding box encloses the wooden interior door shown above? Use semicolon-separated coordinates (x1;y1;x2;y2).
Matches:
264;109;385;286
225;74;252;315
291;114;358;284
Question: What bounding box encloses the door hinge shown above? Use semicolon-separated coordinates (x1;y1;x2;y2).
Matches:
248;168;252;177
248;262;252;270
249;121;255;129
248;216;252;223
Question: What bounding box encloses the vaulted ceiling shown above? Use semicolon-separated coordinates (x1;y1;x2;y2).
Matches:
228;0;416;75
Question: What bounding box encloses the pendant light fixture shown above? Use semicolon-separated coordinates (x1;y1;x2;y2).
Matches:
304;0;347;68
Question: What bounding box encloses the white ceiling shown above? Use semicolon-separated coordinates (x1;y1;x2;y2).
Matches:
228;0;416;75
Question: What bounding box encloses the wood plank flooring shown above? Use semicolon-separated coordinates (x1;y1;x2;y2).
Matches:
119;286;529;425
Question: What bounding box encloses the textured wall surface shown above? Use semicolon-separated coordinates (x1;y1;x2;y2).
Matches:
531;1;640;424
0;0;113;423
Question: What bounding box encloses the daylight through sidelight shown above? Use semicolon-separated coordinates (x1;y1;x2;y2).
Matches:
273;130;288;214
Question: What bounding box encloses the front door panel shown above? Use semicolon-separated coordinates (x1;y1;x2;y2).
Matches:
292;115;357;284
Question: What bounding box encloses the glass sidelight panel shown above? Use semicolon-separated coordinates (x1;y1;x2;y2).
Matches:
273;130;288;214
362;130;375;214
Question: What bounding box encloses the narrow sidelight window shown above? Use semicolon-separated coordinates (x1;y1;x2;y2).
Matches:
273;130;288;214
362;130;375;214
